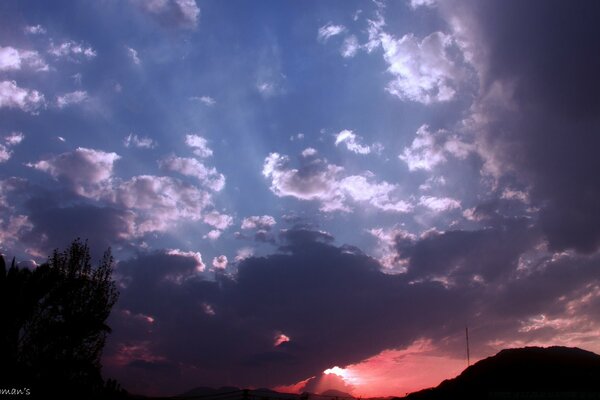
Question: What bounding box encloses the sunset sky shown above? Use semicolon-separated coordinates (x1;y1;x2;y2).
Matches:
2;0;600;397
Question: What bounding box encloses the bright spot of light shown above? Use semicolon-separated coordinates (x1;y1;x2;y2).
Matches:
274;332;291;347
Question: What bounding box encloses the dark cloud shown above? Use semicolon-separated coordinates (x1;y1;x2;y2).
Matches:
104;224;600;396
442;0;600;253
104;229;473;395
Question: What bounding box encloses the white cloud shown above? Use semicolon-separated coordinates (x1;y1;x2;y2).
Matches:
0;80;45;113
379;31;461;103
205;229;222;240
340;175;413;212
400;124;472;171
368;227;415;270
124;133;156;149
341;35;360;58
166;249;205;272
419;195;461;212
501;188;530;203
241;215;276;230
212;255;228;269
190;95;216;106
290;133;304;141
0;132;25;163
24;25;46;35
185;134;213;158
203;211;233;230
409;0;436;9
301;147;317;157
335;129;380;155
132;0;200;28
318;23;346;42
114;175;211;235
0;146;11;163
56;90;88;108
27;147;120;196
127;46;141;64
48;40;96;60
159;156;225;191
234;247;254;262
263;152;412;213
0;46;48;72
4;132;24;146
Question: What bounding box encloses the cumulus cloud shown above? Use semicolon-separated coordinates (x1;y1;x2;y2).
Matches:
105;225;600;396
203;211;233;231
184;134;213;158
379;31;463;103
159;156;225;191
0;132;25;163
127;46;141;64
56;90;88;108
433;0;600;253
166;249;205;272
113;175;211;235
263;151;412;213
124;133;156;149
400;124;472;171
241;215;276;231
48;40;96;60
419;195;461;212
0;80;45;113
318;23;346;42
340;35;360;58
190;95;216;106
212;255;228;269
334;129;381;155
0;46;48;72
27;147;119;196
24;25;46;35
132;0;200;29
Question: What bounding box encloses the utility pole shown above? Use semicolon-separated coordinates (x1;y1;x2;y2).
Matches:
466;326;471;367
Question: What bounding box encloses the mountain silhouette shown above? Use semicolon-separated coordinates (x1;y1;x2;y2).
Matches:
404;346;600;399
319;389;354;398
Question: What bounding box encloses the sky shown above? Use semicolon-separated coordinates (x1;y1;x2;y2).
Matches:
2;0;600;397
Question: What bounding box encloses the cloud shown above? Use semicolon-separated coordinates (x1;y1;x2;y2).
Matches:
334;129;381;155
190;96;216;106
48;40;96;60
24;25;46;35
123;133;156;149
318;23;346;42
241;215;276;231
399;124;472;171
418;195;461;212
113;175;212;235
184;134;213;158
202;211;233;230
132;0;200;29
27;147;120;196
433;0;600;253
166;249;205;272
127;46;141;64
381;31;462;103
212;255;228;269
159;156;225;191
340;35;360;58
0;46;48;72
263;151;412;213
0;132;25;163
56;90;88;108
0;80;45;113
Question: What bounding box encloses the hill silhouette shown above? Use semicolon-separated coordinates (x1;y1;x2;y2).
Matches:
404;346;600;400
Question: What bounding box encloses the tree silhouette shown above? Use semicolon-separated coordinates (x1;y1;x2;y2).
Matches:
0;239;122;398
